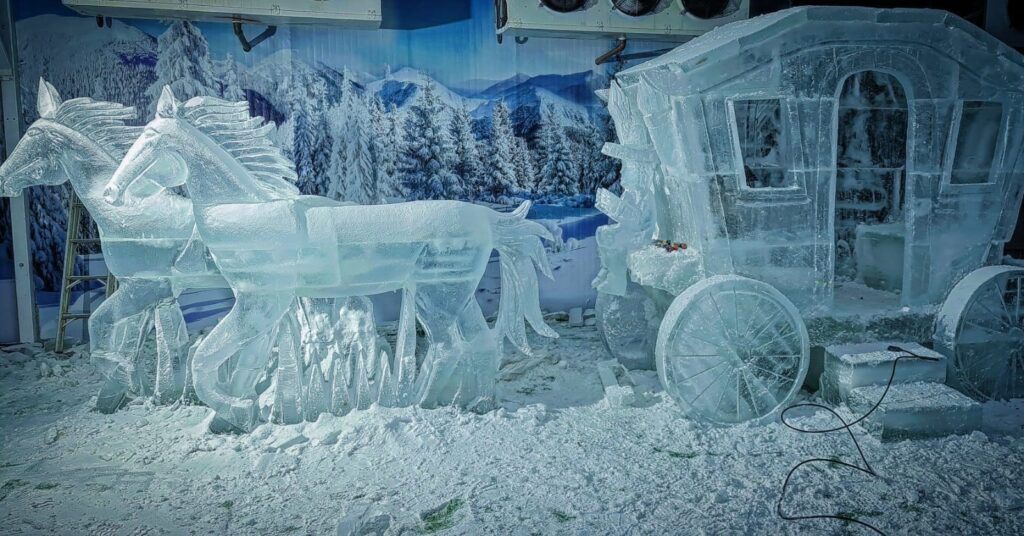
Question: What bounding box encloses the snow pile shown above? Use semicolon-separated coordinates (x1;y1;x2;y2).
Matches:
2;322;1024;534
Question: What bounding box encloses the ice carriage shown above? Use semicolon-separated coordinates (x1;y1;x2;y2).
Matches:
593;7;1024;424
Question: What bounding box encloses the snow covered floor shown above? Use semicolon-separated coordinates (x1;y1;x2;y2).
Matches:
2;322;1024;535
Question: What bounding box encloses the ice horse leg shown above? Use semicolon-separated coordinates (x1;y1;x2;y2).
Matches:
455;298;500;410
192;292;294;432
414;281;493;408
90;279;174;413
152;297;189;404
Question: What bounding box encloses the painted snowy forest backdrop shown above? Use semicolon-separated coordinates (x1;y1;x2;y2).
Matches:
0;0;645;304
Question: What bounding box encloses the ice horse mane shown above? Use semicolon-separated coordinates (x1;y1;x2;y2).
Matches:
51;97;142;159
178;96;299;198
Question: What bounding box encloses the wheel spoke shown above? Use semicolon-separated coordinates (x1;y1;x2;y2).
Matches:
677;360;726;382
750;354;801;361
1015;277;1022;326
740;368;778;415
689;366;732;406
731;284;741;337
748;328;799;355
740;306;784;344
973;294;1013;331
963;319;1006;338
739;374;758;416
673;327;729;354
747;362;797;383
706;291;736;345
992;281;1016;328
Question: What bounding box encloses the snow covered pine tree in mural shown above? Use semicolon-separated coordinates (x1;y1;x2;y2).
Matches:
9;10;623;307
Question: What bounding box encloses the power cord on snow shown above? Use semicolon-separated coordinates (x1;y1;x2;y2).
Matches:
776;345;941;535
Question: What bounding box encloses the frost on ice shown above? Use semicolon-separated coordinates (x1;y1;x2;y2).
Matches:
101;86;556;431
595;7;1024;424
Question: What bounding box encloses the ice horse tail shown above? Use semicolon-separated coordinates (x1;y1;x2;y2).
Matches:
492;201;559;354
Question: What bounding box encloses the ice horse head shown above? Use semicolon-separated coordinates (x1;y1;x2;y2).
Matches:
0;79;226;414
0;79;141;197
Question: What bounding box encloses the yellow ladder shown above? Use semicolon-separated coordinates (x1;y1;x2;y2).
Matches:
55;191;116;352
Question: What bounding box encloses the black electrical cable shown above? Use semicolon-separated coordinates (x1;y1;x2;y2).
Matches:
777;345;941;535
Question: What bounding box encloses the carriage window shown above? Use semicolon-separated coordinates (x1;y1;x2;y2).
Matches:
733;98;792;188
950;101;1002;185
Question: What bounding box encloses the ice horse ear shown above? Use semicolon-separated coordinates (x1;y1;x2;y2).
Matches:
37;78;61;119
156;86;179;118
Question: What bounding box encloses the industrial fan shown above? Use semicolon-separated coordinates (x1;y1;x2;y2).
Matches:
682;0;733;19
612;0;659;17
541;0;587;13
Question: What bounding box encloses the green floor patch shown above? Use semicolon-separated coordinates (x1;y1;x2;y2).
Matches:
552;510;576;522
421;498;465;533
653;446;699;459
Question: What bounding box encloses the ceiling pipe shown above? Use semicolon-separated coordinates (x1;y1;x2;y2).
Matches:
596;37;627;65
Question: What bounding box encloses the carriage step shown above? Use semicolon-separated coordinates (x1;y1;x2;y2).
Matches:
848;382;982;441
819;342;946;404
596;359;636;407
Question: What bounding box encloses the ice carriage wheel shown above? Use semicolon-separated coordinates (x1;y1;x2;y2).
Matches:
934;265;1024;401
596;280;657;370
655;275;810;424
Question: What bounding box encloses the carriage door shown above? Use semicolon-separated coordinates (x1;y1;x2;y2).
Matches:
834;71;909;293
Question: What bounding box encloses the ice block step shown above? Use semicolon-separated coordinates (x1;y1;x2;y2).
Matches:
596;359;636;408
819;342;946;404
848;382;982;441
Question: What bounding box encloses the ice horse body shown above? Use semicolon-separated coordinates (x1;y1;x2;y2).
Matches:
106;87;557;431
0;80;225;411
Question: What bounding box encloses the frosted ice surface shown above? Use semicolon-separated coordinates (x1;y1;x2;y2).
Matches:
595;280;657;370
595;6;1024;421
819;342;945;403
854;224;905;293
0;79;225;412
626;246;701;296
102;87;556;431
848;382;982;440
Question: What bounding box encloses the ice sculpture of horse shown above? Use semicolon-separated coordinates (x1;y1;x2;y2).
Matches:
105;87;557;431
0;80;227;412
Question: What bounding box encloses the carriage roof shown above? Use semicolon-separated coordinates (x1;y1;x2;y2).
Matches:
618;6;1024;95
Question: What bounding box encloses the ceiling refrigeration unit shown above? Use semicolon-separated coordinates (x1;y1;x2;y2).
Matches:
62;0;382;28
496;0;749;42
986;0;1024;48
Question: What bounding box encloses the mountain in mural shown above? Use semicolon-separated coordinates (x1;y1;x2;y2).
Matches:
17;14;156;122
474;70;609;108
367;67;486;111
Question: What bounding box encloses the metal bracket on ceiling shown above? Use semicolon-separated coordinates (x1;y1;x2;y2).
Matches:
596;37;627;66
233;21;277;53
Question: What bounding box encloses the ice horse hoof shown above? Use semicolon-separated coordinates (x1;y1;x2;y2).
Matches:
94;380;130;414
209;401;259;434
207;415;246;435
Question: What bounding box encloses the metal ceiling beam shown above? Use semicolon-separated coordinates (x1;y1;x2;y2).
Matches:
1;0;38;343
